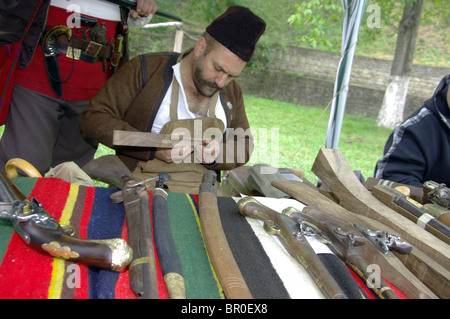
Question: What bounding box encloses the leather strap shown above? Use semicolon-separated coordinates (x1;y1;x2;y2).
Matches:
56;34;112;59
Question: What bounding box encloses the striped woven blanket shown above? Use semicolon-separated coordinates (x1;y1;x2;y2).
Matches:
0;177;291;299
0;177;406;299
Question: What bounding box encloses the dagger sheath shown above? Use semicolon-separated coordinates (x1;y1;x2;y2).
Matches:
83;155;158;298
152;186;185;299
199;171;253;299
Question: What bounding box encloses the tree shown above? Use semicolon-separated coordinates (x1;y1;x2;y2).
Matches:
289;0;447;131
376;0;424;129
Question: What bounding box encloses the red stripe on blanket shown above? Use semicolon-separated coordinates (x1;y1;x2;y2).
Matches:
347;265;408;299
0;178;71;298
114;220;138;299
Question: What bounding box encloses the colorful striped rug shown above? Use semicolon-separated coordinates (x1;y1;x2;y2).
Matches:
0;177;290;299
0;177;406;300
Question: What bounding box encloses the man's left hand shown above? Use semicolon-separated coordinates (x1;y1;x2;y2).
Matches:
195;140;220;164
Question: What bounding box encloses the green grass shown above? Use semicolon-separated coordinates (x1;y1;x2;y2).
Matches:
243;96;393;184
0;96;393;185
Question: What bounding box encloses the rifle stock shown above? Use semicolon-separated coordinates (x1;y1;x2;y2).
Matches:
237;196;349;299
0;173;132;271
311;148;450;271
271;179;441;299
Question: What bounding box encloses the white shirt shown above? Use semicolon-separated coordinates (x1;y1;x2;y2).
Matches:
151;63;227;134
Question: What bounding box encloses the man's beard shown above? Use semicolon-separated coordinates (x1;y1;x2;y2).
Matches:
192;60;220;97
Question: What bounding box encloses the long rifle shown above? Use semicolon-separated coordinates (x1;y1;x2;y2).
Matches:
371;185;450;244
82;155;158;298
271;178;441;299
365;178;450;228
0;173;132;271
311;148;450;270
237;196;351;299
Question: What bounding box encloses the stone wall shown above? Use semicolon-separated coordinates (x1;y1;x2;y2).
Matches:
129;32;450;119
239;46;450;118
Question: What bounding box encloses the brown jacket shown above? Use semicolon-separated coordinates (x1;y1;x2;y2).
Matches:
80;51;254;173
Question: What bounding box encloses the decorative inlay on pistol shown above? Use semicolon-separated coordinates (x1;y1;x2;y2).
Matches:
0;173;132;272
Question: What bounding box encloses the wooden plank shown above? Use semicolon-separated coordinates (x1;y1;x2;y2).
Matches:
113;130;204;148
311;148;450;270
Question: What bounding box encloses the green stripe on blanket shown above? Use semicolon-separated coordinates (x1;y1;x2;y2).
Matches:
0;177;37;263
168;194;223;299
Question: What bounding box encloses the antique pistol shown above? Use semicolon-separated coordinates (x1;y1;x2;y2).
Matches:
283;207;400;299
0;173;132;271
237;196;349;299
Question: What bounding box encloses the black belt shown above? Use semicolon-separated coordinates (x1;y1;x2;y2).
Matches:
55;43;109;63
41;25;113;97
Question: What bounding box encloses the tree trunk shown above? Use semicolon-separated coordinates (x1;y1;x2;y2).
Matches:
376;0;424;129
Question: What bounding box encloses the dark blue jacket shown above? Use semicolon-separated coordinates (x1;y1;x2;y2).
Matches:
374;74;450;187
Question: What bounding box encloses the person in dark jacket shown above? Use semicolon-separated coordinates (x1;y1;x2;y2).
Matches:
374;74;450;188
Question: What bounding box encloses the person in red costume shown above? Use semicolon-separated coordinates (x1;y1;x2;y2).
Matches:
0;0;157;176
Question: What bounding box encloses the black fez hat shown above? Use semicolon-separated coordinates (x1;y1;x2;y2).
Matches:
206;6;266;62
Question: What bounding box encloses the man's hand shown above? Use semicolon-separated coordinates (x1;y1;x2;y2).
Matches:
130;0;157;19
154;145;193;163
195;140;220;164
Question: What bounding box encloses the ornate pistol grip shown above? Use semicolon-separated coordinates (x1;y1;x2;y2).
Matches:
19;221;133;272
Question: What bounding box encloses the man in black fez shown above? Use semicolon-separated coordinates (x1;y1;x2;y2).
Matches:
81;6;266;194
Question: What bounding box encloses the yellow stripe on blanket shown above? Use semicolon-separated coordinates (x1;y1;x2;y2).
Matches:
47;183;79;299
